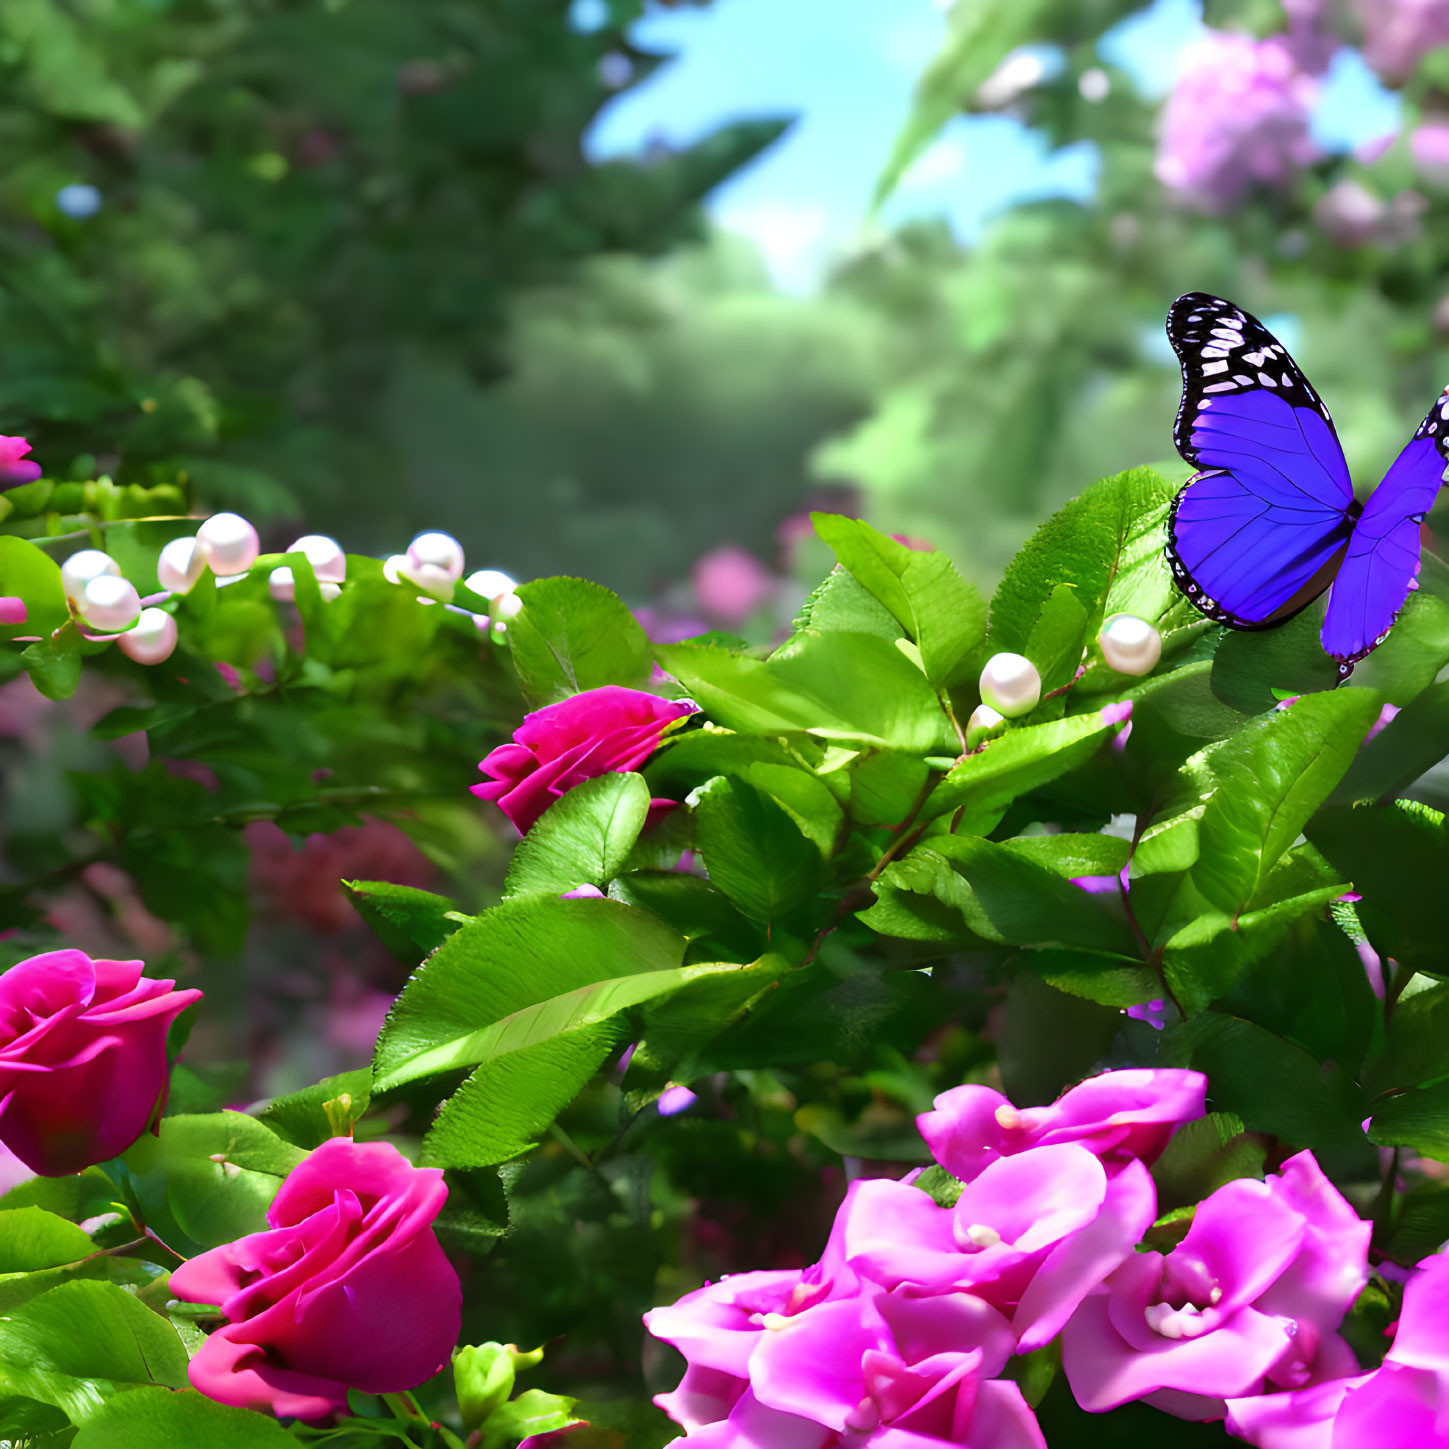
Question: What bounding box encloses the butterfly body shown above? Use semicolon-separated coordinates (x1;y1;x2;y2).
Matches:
1164;292;1449;677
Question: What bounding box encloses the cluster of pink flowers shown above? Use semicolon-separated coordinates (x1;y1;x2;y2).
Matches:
1155;31;1321;212
1351;0;1449;84
646;1069;1447;1446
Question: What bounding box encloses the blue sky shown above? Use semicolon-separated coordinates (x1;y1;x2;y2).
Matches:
579;0;1402;291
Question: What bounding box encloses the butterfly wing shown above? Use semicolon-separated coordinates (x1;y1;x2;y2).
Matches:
1166;293;1358;628
1320;390;1449;673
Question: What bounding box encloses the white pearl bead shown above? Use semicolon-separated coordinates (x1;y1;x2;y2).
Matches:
286;534;346;583
195;512;259;577
406;531;464;583
979;652;1041;718
156;536;207;595
1099;613;1162;676
399;559;456;601
78;574;141;633
383;554;408;585
268;566;296;603
491;592;523;622
60;549;119;602
319;582;341;602
465;568;516;601
117;607;178;665
965;704;1005;748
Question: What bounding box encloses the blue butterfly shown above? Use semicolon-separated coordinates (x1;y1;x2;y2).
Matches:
1165;292;1449;678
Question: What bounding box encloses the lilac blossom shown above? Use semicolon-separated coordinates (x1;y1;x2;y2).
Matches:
1155;31;1320;212
1062;1152;1369;1421
1353;0;1449;84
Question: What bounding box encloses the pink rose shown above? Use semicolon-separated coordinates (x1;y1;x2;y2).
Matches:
471;685;696;834
0;435;41;488
841;1145;1158;1350
917;1069;1206;1183
1227;1249;1449;1448
170;1137;462;1422
1062;1151;1369;1422
0;949;201;1175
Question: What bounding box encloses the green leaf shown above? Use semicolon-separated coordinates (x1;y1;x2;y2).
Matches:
70;1388;296;1447
508;577;652;704
657;631;955;752
1334;678;1449;804
988;468;1178;656
1151;1112;1266;1211
1370;982;1449;1095
1386;1181;1449;1263
794;565;904;640
0;1209;96;1274
1018;948;1162;1008
1210;604;1340;713
0;536;69;639
255;1070;373;1149
119;1113;306;1252
1024;584;1090;697
1163;1013;1365;1152
374;895;687;1092
0;1281;189;1423
1369;1081;1449;1162
914;1165;964;1208
1193;689;1380;919
1308;801;1449;971
812;512;986;684
343;880;468;963
694;778;827;923
998;974;1122;1107
478;1389;581;1449
21;623;83;700
922;703;1131;830
504;773;652;897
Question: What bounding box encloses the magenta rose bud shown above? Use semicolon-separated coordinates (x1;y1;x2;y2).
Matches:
0;435;42;488
0;950;202;1175
171;1137;462;1423
472;685;696;834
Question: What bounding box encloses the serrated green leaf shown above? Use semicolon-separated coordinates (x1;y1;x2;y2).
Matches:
70;1387;296;1447
504;772;652;897
694;778;826;924
1193;689;1380;919
813;512;985;684
343;880;467;963
508;577;652;704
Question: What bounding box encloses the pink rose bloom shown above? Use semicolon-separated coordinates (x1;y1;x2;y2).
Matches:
1228;1249;1449;1447
1412;122;1449;182
918;1069;1206;1183
842;1145;1157;1350
737;1288;1040;1449
472;685;696;834
170;1137;461;1422
0;950;201;1175
0;436;41;488
1062;1151;1369;1422
692;545;774;626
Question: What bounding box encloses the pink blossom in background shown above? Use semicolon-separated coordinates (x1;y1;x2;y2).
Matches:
633;606;713;646
0;949;201;1175
0;1139;34;1195
658;1085;698;1116
917;1069;1206;1182
473;685;696;834
1366;703;1402;744
1062;1151;1369;1421
0;598;25;626
1155;32;1320;211
0;436;41;488
172;1137;461;1422
692;545;775;626
1126;998;1169;1031
1353;0;1449;84
1227;1248;1449;1446
841;1146;1158;1350
890;532;936;552
1412;122;1449;185
248;817;435;933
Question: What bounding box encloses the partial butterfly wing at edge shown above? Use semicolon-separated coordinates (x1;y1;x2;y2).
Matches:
1165;293;1358;629
1320;389;1449;673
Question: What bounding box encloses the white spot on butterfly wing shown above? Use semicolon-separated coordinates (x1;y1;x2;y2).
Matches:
1202;360;1229;376
1258;372;1277;385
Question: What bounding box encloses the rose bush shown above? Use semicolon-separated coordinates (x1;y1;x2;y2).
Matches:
0;949;200;1175
170;1137;462;1422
